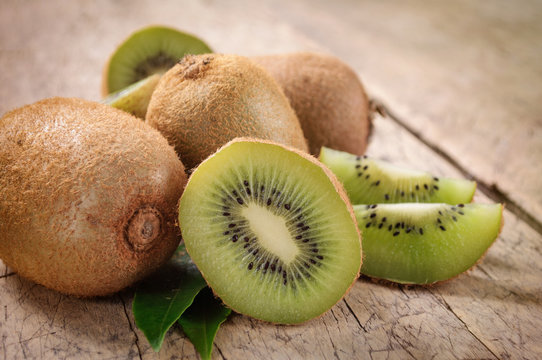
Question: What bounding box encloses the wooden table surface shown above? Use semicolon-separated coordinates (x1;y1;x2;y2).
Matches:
1;0;541;359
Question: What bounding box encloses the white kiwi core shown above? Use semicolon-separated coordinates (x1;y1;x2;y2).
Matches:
241;202;299;264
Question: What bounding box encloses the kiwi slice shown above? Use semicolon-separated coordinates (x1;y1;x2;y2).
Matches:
354;203;503;284
102;26;212;95
178;139;361;324
101;74;161;118
320;147;476;204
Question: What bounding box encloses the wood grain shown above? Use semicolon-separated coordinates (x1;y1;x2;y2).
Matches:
266;0;542;223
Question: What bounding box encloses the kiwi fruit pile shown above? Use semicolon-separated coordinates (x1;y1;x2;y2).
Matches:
0;24;504;327
178;139;361;324
0;98;187;296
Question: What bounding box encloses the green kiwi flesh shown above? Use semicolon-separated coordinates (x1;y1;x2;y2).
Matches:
103;26;212;95
178;139;361;324
102;74;161;119
354;203;503;284
320;147;476;204
0;97;187;296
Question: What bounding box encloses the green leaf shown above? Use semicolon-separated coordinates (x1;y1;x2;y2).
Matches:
133;244;207;352
178;287;232;360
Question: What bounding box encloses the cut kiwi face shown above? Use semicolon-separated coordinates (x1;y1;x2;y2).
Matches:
102;26;212;95
178;139;361;324
319;147;476;205
101;74;161;119
354;203;503;284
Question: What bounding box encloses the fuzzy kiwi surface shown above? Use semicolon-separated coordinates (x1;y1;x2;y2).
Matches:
178;138;361;324
102;25;212;96
320;147;476;205
354;203;503;284
0;97;187;297
102;74;161;119
252;52;371;156
146;54;309;169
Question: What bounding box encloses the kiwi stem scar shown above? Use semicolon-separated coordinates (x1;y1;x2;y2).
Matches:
241;203;300;264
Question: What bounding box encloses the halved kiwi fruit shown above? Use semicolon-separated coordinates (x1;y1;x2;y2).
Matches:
101;74;161;118
354;203;503;284
178;138;361;324
102;25;212;95
320;147;476;204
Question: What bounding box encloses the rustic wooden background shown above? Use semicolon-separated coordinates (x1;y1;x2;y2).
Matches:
1;0;541;359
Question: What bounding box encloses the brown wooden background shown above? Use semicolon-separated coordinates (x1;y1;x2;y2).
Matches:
1;0;541;359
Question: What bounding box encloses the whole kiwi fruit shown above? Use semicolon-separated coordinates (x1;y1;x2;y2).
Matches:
145;53;309;169
0;97;187;297
252;52;371;156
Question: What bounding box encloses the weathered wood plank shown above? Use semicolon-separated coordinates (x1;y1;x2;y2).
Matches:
0;275;139;359
266;0;542;223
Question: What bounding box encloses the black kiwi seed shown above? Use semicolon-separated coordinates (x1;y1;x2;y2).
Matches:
237;197;244;204
267;198;272;206
243;180;249;186
248;262;253;270
355;164;361;169
393;231;400;236
284;204;291;210
223;212;230;216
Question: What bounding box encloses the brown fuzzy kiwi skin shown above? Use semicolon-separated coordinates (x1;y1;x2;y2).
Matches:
145;54;309;170
252;52;371;156
180;137;362;324
0;97;187;297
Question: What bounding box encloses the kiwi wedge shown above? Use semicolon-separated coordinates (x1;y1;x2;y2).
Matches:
320;147;476;204
354;203;503;284
102;25;212;95
178;139;361;324
101;74;161;118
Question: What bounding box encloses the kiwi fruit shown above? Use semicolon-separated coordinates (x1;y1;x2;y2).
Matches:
252;52;371;156
0;97;187;296
319;147;476;204
146;54;309;169
178;138;361;324
102;25;212;96
354;203;503;284
102;74;161;119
